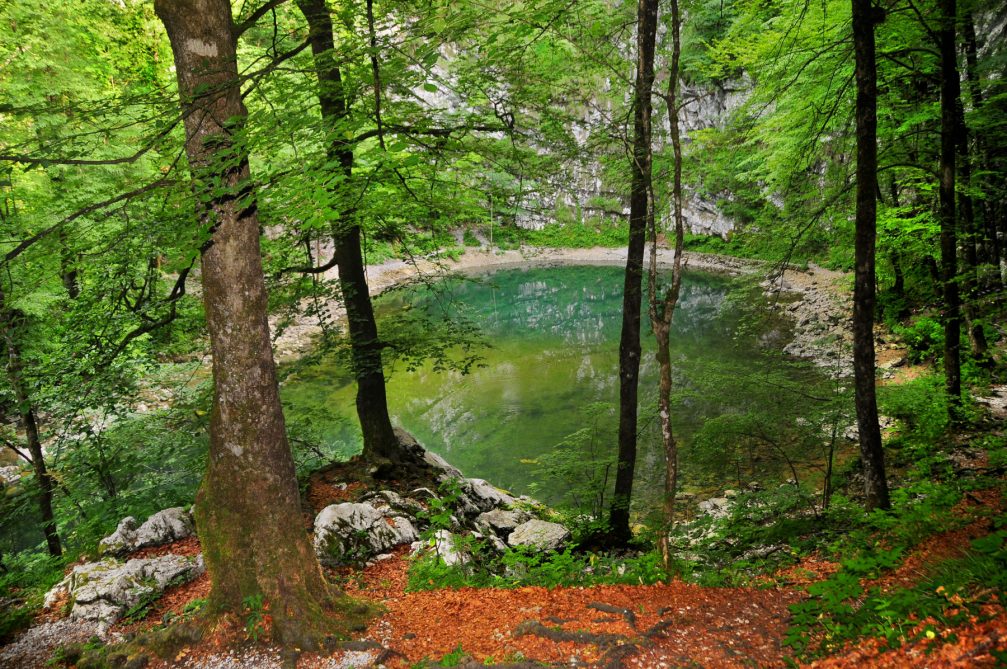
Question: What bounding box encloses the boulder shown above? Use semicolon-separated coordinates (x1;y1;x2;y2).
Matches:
476;508;531;536
98;507;194;556
507;519;570;551
430;529;469;566
45;554;205;631
97;517;138;556
361;490;426;518
314;502;418;567
697;497;731;519
459;478;518;514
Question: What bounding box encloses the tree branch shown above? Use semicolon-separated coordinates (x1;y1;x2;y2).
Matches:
233;0;290;37
1;179;175;267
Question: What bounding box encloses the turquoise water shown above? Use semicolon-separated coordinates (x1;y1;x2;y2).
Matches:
281;264;809;506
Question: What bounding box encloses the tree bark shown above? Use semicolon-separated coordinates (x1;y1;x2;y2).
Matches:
1;299;62;557
609;0;658;544
296;0;401;466
851;0;890;510
955;96;989;363
155;0;354;648
961;12;1001;285
938;0;962;419
652;0;685;574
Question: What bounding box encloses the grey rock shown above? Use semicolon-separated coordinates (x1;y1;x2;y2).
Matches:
431;529;470;566
361;490;425;518
45;554;205;630
133;507;194;550
0;465;21;487
507;519;570;551
313;502;418;567
98;516;138;556
698;497;731;519
476;508;531;535
98;507;194;557
460;478;518;514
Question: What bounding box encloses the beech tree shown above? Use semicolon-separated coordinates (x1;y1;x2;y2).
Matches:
295;0;402;467
938;0;962;418
154;0;360;647
850;0;890;510
609;0;659;545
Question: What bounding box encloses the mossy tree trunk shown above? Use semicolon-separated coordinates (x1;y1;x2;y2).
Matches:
155;0;345;648
609;0;658;545
296;0;402;466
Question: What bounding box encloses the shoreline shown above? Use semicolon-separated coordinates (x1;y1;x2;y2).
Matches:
273;245;853;375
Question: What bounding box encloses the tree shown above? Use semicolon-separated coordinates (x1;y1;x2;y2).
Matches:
938;0;962;418
850;0;890;510
295;0;403;468
609;0;659;544
154;0;360;648
650;0;687;569
1;292;61;557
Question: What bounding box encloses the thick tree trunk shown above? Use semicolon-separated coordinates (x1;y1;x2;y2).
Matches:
609;0;659;545
851;0;890;510
1;301;62;557
297;0;401;466
939;0;962;419
155;0;351;648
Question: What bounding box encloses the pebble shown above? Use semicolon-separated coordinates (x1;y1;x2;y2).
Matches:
0;619;101;669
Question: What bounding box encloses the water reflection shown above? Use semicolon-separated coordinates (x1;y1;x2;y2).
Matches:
282;265;789;503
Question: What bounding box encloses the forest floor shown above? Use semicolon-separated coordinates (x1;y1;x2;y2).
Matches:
43;472;999;669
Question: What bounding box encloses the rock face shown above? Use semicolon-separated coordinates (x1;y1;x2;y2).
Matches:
98;507;194;556
44;554;204;631
313;502;418;567
507;519;571;551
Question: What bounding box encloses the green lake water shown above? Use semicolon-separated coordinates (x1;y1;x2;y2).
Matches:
281;263;817;507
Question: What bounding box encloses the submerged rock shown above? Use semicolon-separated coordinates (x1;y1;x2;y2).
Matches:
313;502;418;567
507;519;570;551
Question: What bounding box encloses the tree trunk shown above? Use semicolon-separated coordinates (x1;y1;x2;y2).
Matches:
955;96;990;363
961;12;1002;285
851;0;890;510
1;300;62;557
296;0;401;466
651;0;685;575
155;0;355;648
608;0;659;545
939;0;962;419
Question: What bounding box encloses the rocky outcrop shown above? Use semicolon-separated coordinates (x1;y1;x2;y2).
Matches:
44;554;204;632
311;438;568;567
98;507;194;557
